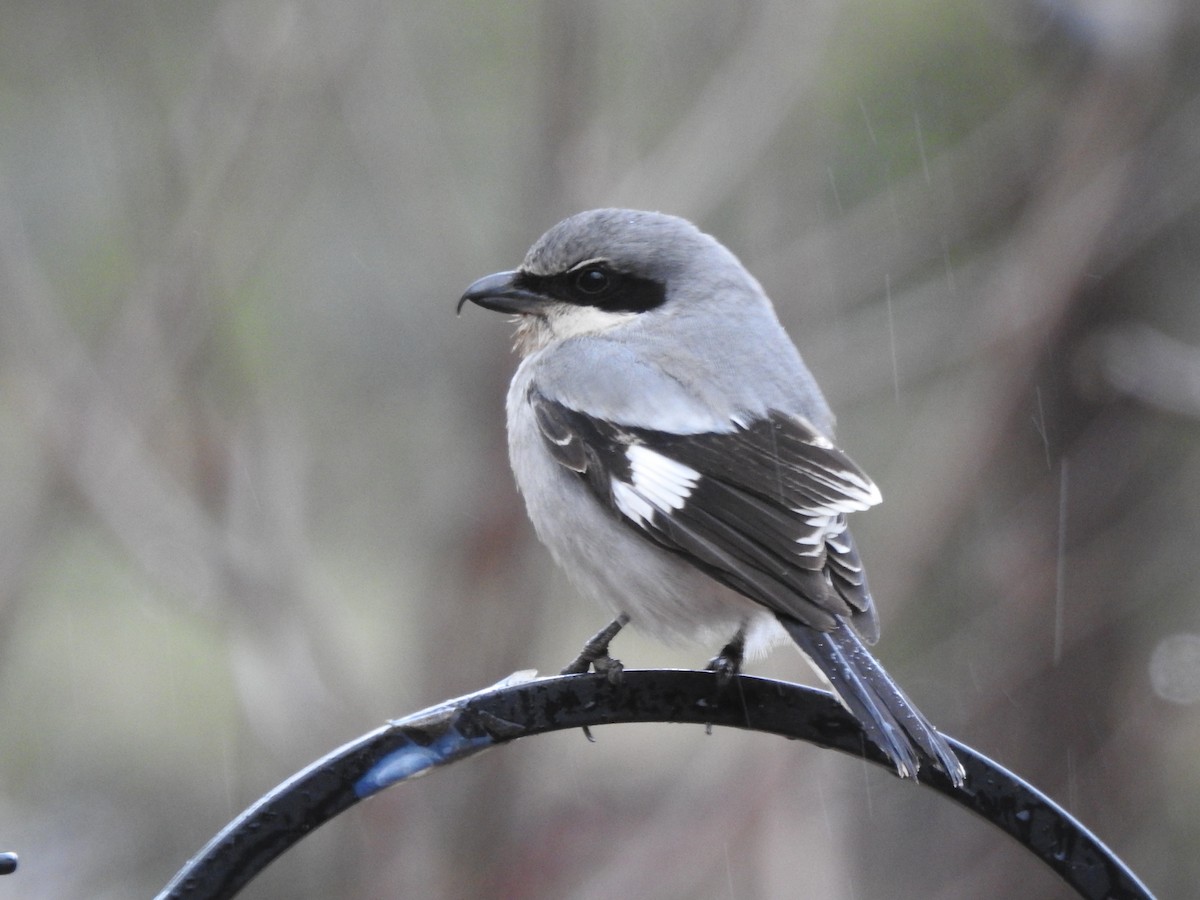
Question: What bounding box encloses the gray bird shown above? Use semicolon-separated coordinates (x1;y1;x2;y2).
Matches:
458;208;964;786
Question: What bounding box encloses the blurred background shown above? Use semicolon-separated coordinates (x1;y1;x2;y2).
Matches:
0;0;1198;897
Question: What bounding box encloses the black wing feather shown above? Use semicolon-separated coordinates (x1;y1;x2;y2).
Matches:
648;482;847;629
665;415;875;512
530;391;880;635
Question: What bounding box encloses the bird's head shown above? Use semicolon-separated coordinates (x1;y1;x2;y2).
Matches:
458;209;762;355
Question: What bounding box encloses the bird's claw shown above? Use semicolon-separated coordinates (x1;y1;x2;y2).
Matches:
706;629;746;687
561;650;625;683
705;652;740;686
591;654;625;684
560;615;630;682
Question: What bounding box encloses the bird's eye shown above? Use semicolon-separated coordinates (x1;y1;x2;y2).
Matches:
572;265;611;295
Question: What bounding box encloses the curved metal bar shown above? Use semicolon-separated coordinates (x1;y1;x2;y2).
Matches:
157;670;1155;900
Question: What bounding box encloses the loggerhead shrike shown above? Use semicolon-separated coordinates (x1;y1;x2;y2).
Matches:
458;208;964;786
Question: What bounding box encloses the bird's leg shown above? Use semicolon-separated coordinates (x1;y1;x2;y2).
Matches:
706;626;746;686
561;614;630;684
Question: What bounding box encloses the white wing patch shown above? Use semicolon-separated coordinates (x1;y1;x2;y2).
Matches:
629;445;699;508
611;444;700;526
612;481;655;525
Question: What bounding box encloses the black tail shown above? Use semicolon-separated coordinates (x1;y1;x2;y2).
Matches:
782;617;965;786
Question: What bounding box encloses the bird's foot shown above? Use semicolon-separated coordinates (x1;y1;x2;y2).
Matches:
706;629;746;687
561;615;630;684
589;654;625;685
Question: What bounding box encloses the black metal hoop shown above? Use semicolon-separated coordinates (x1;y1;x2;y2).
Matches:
157;670;1155;900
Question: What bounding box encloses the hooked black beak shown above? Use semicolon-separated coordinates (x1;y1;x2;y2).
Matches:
457;270;550;316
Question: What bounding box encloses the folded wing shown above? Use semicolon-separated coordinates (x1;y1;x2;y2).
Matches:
530;390;882;641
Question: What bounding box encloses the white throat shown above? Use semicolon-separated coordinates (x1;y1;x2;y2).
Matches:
514;304;636;355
